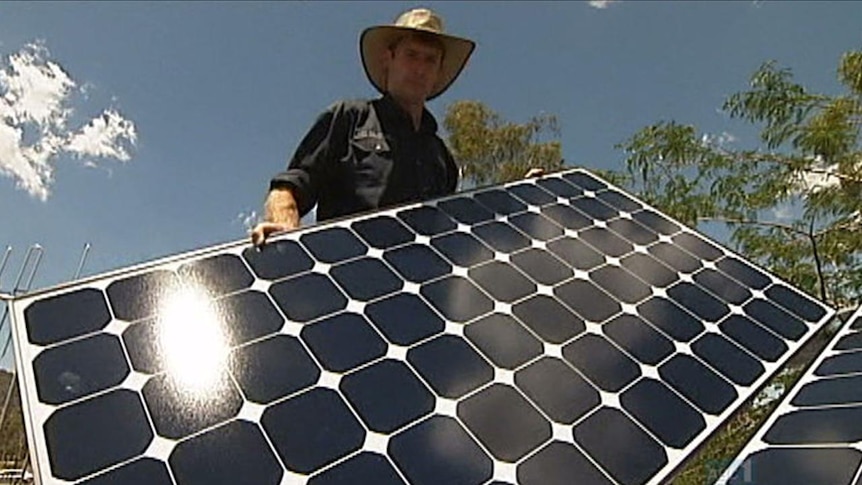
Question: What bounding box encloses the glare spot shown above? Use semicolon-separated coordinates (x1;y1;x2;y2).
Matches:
157;285;228;392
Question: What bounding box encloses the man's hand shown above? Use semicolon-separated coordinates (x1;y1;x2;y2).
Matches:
250;187;301;246
524;168;545;178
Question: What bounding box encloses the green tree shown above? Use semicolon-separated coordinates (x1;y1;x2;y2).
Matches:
443;100;564;186
612;50;862;308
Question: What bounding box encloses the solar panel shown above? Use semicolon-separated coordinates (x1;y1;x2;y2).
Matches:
8;168;834;485
718;306;862;485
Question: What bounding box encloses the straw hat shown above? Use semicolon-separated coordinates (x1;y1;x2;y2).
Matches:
360;8;476;100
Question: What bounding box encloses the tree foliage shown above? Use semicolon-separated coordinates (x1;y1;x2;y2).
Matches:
443;100;564;187
612;50;862;307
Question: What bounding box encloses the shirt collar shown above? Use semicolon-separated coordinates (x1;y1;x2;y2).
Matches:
379;94;438;135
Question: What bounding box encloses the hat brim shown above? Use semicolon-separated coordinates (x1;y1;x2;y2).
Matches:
360;25;475;101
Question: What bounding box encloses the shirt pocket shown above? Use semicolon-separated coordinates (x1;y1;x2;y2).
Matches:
349;134;393;187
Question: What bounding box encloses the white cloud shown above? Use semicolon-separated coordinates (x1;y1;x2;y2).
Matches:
792;155;842;195
588;0;618;9
700;131;737;150
235;210;260;233
66;110;137;163
0;41;137;201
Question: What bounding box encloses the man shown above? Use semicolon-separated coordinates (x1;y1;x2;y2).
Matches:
251;8;475;246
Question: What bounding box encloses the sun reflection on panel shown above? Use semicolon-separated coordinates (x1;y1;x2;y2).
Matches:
157;284;228;392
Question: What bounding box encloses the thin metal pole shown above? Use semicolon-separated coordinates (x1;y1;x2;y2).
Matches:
0;245;43;361
74;243;91;280
0;246;11;285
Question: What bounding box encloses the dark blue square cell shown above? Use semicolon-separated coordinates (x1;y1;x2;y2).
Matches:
230;334;320;403
659;354;738;415
536;177;583;198
242;238;314;280
300;227;367;263
563;334;640;392
693;268;752;305
430;231;494;267
672;232;724;261
637;297;705;342
466;312;543;369
570;196;618;221
79;458;172;485
458;383;551;462
262;388;365;474
178;253;254;297
122;317;163;374
620;252;678;288
215;290;284;346
469;261;536;303
631;210;680;235
351;215;416;249
106;270;180;322
301;312;386;372
692;332;765;386
547;237;605;271
727;448;862;485
340;359;434;433
397;205;457;236
621;378;706;449
765;284;827;322
716;256;772;290
607;218;659;246
667;282;730;323
510;248;573;286
169;420;283;485
744;298;808;340
574;407;668;485
420;276;494;323
365;293;444;345
389;416;492;485
34;333;129;405
508;212;564;241
515;357;600;424
269;272;347;322
474;189;527;215
512;295;585;344
437;196;495;225
719;314;788;362
517;441;613;485
142;372;243;439
580;227;634;259
541;204;591;230
590;265;651;304
563;172;607;191
308;452;403;485
408;335;493;398
509;183;557;206
25;288;111;345
603;314;674;366
330;257;402;301
384;244;452;283
554;279;621;323
472;221;531;253
596;189;641;212
648;242;702;273
44;389;153;481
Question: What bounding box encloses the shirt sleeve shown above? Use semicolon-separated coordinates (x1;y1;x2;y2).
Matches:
269;102;349;216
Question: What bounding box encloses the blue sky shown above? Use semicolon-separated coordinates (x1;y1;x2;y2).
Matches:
1;1;861;367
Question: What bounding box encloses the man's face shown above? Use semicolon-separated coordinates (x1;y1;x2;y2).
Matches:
385;36;443;105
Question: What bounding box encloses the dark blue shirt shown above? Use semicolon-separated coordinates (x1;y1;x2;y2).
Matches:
271;95;459;221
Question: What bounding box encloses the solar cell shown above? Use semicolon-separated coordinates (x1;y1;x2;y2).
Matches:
8;168;833;484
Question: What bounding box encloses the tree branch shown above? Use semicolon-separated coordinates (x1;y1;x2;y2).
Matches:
807;218;828;303
697;216;810;237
